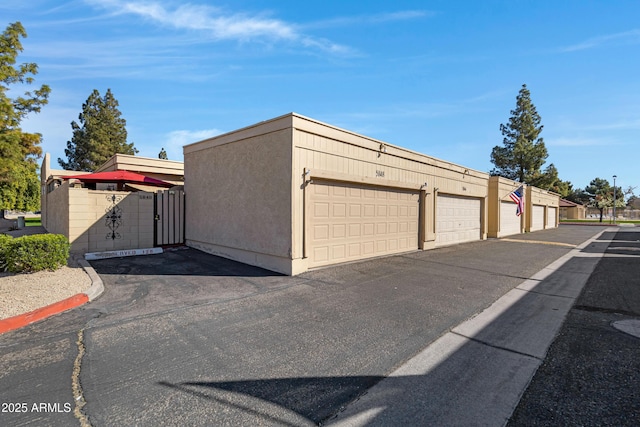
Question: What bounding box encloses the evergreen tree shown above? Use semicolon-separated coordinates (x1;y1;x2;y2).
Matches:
584;178;625;222
0;22;50;211
491;84;550;184
58;89;138;171
565;188;590;205
158;148;168;159
527;163;573;196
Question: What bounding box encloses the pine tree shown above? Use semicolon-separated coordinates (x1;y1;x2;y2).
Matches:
491;84;549;184
58;89;138;171
0;22;50;211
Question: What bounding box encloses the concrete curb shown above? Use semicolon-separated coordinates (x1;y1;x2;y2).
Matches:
76;257;105;301
0;256;104;335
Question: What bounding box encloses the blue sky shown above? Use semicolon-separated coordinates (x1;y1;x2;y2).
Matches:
4;0;639;191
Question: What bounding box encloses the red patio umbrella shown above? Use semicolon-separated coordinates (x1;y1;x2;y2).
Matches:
61;170;174;188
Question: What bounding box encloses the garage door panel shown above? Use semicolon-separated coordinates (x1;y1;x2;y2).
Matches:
349;243;360;257
436;195;481;247
314;224;329;240
363;241;374;254
314;202;329;217
314;247;329;262
532;205;545;231
363;223;375;235
500;201;521;237
364;204;375;217
547;207;557;228
333;224;346;238
308;180;419;268
333;203;346;217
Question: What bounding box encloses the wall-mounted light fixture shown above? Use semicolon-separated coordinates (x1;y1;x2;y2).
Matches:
379;143;387;153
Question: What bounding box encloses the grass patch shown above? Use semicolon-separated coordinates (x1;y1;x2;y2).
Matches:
25;217;41;227
560;219;640;224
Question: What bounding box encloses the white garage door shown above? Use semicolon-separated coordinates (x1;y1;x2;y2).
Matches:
500;201;522;237
531;205;545;231
436;195;481;247
308;180;419;268
547;207;557;228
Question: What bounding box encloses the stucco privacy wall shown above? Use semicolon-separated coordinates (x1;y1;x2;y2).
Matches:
44;180;71;239
43;184;154;253
184;119;293;273
185;113;491;275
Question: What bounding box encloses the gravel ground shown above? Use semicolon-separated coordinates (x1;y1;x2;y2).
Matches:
0;262;91;320
0;217;91;320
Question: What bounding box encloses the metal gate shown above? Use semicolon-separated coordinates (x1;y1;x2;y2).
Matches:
154;190;185;246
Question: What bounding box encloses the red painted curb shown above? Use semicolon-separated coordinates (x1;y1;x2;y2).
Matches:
0;293;89;335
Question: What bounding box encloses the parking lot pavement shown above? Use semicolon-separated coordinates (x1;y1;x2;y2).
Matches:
0;225;611;426
327;226;612;426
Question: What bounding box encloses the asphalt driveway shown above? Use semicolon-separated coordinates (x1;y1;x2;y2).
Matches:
0;225;606;426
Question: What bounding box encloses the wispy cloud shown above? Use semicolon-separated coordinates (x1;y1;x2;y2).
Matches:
85;0;353;55
560;29;640;52
547;137;611;147
336;90;502;123
23;32;237;82
553;117;640;134
302;10;433;30
163;129;220;160
583;118;640;131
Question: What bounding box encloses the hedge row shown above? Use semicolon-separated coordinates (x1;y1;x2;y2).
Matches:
0;234;70;273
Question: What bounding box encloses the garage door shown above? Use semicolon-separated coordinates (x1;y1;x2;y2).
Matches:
308;180;419;268
547;207;557;228
436;195;481;246
500;201;522;237
531;205;545;231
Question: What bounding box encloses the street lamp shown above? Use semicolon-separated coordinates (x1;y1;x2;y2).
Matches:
613;175;617;224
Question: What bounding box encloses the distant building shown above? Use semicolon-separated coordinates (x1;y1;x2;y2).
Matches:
559;199;585;220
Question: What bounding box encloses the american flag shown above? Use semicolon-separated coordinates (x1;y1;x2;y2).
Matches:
509;186;524;216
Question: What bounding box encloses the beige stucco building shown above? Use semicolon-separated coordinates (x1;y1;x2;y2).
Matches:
487;176;560;237
185;113;503;275
38;114;560;271
559;199;586;220
526;185;560;231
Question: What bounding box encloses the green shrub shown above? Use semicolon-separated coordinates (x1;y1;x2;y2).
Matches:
0;234;12;271
1;234;70;273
